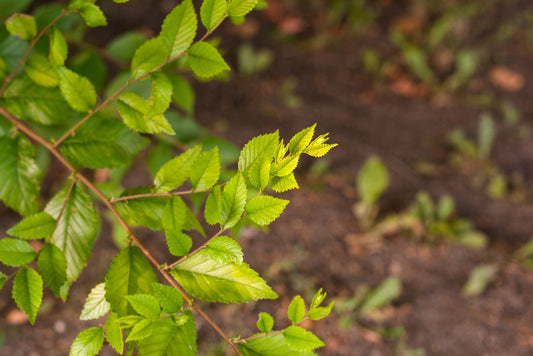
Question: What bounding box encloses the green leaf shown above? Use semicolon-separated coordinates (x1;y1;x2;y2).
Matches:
0;135;41;216
304;134;337;158
272;154;299;177
307;302;334;321
357;156;389;206
0;0;31;18
105;312;124;354
246;195;289;226
70;327;104;356
78;3;107;27
228;0;258;17
359;277;402;314
106;31;146;62
463;263;499;297
201;0;227;30
204;185;222;225
45;180;100;282
69;50;108;92
206;236;243;264
131;37;168;80
49;26;68;66
0;57;8;79
117;92;175;134
7;212;56;240
256;312;274;333
126;318;154;342
171;249;277;303
238;131;279;177
220;172;247;229
2;76;74;125
115;186;168;230
168;74;195;114
0;237;36;267
37;243;67;297
105;246;158;317
190;147;220;191
270;173;299;193
289;124;315;154
12;268;42;325
6;13;37;40
126;294;161;320
57;66;97;112
154;145;202;192
287;295;306;324
137;311;197;356
152;282;183;314
25;53;59;87
148;72;173;115
160;0;197;58
80;283;111;321
188;42;230;78
0;271;6;290
283;325;325;352
248;155;271;189
478;113;495;159
162;196;191;256
238;333;315;356
184;204;205;236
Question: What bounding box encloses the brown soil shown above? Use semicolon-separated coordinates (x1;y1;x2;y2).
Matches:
3;1;533;355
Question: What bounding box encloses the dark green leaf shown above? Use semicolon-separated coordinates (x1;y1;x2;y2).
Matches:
0;237;36;267
220;172;247;229
137;311;197;356
7;212;56;240
69;50;108;92
105;246;158;317
70;327;104;356
106;31;146;62
37;243;67;297
152;282;183;314
160;0;197;58
80;283;110;321
171;249;277;303
0;0;32;18
45;180;100;282
0;271;6;290
168;74;195;114
12;268;42;325
188;42;230;78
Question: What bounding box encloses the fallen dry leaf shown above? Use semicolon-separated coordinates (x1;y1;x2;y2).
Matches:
489;66;524;91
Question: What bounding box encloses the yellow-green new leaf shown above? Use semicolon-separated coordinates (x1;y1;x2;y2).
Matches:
190;147;220;191
148;72;173;115
221;172;247;229
206;236;243;264
126;318;153;342
80;283;110;321
160;0;197;58
246;195;289;226
256;312;274;333
162;196;191;256
117;92;175;135
204;185;222;225
70;327;104;356
188;42;230;78
289;124;315;154
283;325;325;352
131;37;168;80
0;237;36;267
58;67;97;112
6;13;37;40
238;131;279;176
37;243;67;297
7;212;56;240
105;312;124;354
238;333;315;356
228;0;258;17
287;295;306;324
270;173;299;193
105;246;158;317
12;268;43;325
171;249;277;303
357;156;389;206
25;54;59;87
154;145;202;192
49;26;68;66
152;282;183;314
78;3;107;27
126;294;160;320
201;0;227;30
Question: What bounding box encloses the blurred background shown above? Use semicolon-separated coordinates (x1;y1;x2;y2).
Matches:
3;0;533;354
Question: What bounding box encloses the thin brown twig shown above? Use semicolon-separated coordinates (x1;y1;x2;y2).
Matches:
0;105;240;355
0;9;76;95
109;189;194;203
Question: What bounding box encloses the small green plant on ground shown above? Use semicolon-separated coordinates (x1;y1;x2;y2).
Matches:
0;0;337;355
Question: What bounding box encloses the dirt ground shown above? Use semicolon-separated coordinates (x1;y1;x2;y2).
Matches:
3;1;533;355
